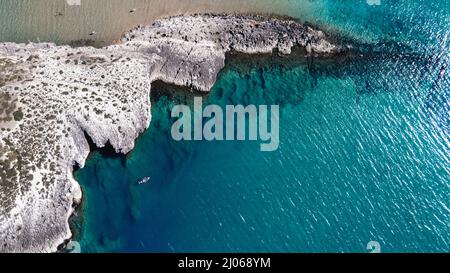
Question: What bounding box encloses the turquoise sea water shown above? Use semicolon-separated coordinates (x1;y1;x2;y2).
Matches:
73;0;449;253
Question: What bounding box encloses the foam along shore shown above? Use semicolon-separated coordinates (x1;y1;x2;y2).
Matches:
0;14;343;253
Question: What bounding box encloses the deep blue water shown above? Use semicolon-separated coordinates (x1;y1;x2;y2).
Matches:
73;0;449;253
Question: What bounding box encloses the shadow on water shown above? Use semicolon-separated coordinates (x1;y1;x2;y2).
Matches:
150;80;208;105
82;131;127;166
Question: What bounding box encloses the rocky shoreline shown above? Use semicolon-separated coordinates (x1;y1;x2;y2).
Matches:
0;14;344;253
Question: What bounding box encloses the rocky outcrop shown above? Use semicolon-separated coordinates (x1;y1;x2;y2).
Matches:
122;14;338;91
0;14;342;253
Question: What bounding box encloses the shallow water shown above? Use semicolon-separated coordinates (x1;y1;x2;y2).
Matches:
74;47;449;252
0;0;293;46
1;0;448;49
3;0;447;253
71;0;450;253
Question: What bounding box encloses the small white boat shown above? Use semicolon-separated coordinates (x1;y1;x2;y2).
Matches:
89;31;97;36
138;176;151;185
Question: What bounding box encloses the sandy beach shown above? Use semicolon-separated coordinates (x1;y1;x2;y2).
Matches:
0;0;306;46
